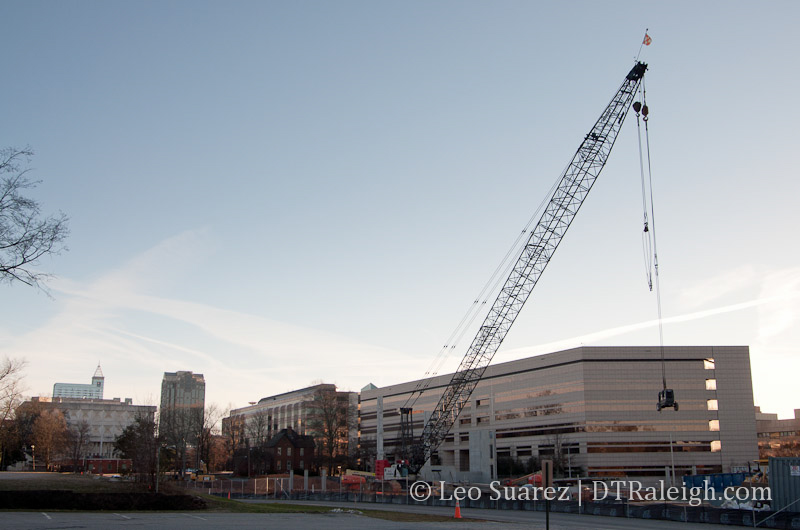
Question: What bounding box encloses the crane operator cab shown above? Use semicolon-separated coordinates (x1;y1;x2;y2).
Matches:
657;389;678;411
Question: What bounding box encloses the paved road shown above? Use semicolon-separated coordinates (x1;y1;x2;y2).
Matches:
0;473;743;529
0;512;425;530
243;498;719;529
0;509;720;530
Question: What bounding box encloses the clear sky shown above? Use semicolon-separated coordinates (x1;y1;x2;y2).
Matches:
2;1;798;419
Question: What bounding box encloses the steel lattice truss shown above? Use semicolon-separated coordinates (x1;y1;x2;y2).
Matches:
409;62;647;472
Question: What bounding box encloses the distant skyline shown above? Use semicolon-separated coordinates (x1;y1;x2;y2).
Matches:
2;1;799;419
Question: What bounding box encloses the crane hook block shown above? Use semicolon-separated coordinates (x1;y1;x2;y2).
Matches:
633;102;642;114
642;105;649;117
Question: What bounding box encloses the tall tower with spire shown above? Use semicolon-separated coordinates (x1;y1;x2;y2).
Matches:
91;363;104;396
53;364;105;399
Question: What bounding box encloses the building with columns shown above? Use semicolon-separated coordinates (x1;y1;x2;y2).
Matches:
222;384;357;467
16;396;156;465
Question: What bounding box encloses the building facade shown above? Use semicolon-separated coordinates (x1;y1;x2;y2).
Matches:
159;371;205;430
53;364;104;399
17;396;156;463
159;371;205;413
756;407;800;458
58;397;157;459
158;371;206;474
223;384;358;471
265;428;316;473
359;346;758;484
223;384;355;445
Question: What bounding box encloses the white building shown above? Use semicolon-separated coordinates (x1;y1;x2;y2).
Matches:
58;397;156;459
19;396;156;460
222;384;358;459
53;364;104;399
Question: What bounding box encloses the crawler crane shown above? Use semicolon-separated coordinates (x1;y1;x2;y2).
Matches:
402;61;649;474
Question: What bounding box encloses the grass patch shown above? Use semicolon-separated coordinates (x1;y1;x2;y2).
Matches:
200;494;332;514
0;474;479;522
360;508;480;523
0;472;147;494
198;493;479;522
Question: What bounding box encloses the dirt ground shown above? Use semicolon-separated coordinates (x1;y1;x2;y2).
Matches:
0;471;148;493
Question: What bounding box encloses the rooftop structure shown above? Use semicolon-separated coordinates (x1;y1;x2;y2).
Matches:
53;364;104;399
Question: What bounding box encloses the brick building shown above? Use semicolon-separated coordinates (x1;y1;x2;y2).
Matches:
266;428;315;473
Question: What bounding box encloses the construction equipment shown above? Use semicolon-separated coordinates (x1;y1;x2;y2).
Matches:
503;471;542;487
402;60;648;473
632;89;677;413
657;388;678;411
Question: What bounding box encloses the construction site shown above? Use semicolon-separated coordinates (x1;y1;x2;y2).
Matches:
212;53;799;527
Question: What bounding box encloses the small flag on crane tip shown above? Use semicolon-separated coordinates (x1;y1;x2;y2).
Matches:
643;33;652;46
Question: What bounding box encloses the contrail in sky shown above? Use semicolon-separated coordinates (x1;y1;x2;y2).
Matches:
506;292;798;357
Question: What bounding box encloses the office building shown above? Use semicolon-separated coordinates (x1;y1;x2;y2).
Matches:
222;384;357;466
160;371;205;412
16;396;156;468
53;364;104;399
756;407;800;458
358;346;758;484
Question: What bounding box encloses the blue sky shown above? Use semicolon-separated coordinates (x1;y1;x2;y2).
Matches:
2;1;799;418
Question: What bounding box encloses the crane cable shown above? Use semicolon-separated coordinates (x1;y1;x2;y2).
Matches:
402;167;565;410
635;97;653;291
634;79;668;391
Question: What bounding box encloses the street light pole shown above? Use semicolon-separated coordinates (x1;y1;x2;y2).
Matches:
31;445;35;472
155;444;161;493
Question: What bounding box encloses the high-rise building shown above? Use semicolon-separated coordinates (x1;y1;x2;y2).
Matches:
53;364;104;399
160;371;205;413
158;371;206;474
159;371;205;430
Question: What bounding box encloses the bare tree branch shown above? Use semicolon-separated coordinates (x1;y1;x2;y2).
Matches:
0;147;69;290
0;357;27;468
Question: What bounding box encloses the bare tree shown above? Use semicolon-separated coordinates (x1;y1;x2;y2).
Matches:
306;388;356;473
0;357;26;467
32;408;68;470
222;408;245;454
66;420;91;473
241;409;272;476
196;403;225;472
542;432;577;478
0;147;69;289
207;434;231;473
246;410;271;448
159;405;203;477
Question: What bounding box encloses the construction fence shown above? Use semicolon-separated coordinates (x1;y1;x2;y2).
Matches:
180;477;800;529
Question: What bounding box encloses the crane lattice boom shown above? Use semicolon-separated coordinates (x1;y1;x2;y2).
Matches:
407;61;647;472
